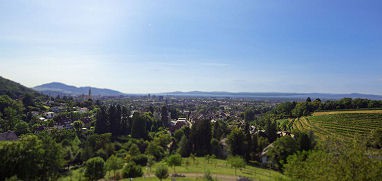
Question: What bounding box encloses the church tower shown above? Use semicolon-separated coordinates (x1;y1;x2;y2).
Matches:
88;88;92;100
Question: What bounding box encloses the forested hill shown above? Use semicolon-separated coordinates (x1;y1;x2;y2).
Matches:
34;82;125;97
0;76;38;98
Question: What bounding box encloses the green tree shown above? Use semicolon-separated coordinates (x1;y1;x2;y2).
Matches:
95;106;109;134
72;120;84;132
129;143;141;156
106;155;124;179
85;157;106;181
14;121;29;135
227;156;246;175
161;106;169;127
267;136;298;169
177;135;191;157
122;162;143;178
167;154;182;173
131;112;147;139
190;119;212;156
227;127;245;156
264;120;278;143
155;164;169;181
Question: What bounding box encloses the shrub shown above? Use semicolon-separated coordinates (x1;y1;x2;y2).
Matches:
155;164;169;181
132;154;148;166
122;162;143;178
85;157;106;181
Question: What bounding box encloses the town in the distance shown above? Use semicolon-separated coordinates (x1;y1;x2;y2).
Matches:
1;75;382;181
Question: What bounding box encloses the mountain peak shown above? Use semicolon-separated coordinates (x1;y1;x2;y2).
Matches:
34;82;125;97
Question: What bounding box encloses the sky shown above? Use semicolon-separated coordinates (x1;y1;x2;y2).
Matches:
0;0;381;94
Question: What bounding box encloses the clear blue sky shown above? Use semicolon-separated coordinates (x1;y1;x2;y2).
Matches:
0;0;381;94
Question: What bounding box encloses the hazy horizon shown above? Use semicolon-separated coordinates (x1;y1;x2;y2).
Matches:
1;0;381;94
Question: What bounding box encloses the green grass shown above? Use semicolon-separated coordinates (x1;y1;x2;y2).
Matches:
292;112;382;142
59;157;289;181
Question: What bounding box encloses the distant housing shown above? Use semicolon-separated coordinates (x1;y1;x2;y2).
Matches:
0;131;18;141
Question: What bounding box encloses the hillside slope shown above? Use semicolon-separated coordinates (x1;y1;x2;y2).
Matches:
0;76;38;98
292;110;382;142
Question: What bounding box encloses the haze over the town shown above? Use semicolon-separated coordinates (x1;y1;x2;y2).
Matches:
0;0;381;94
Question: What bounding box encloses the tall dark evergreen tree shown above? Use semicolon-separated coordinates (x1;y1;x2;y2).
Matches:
95;106;109;134
131;112;147;139
109;105;122;138
190;119;211;156
161;106;169;127
121;106;131;135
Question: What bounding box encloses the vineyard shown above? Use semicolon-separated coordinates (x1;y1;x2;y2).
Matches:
292;111;382;142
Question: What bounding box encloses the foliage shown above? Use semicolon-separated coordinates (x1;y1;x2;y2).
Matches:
85;157;106;181
227;156;246;175
0;134;64;180
227;127;245;156
155;164;169;181
131;112;148;139
190;119;212;156
122;162;143;178
284;140;382;180
267;136;298;169
132;154;148;166
105;155;124;179
367;128;382;149
167;154;182;173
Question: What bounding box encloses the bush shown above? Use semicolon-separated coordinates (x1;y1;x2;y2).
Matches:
85;157;106;181
122;162;143;178
132;154;148;166
155;164;169;181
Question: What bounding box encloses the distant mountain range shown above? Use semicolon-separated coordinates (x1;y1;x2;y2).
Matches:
0;76;39;98
162;91;382;100
33;82;125;97
2;75;381;100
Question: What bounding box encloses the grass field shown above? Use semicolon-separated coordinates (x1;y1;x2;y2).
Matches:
292;110;382;142
59;157;289;181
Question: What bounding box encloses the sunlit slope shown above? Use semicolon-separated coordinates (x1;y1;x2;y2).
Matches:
292;110;382;141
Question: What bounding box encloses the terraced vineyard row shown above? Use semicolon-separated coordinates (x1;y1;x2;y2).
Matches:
292;113;382;142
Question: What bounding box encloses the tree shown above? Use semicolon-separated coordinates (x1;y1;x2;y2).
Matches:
106;155;124;179
95;106;109;134
14;121;29;135
244;109;255;122
0;134;64;180
227;156;246;175
264;120;278;143
284;140;382;180
129;143;141;156
177;135;191;157
295;131;316;151
167;154;182;173
267;136;298;169
131;112;147;139
155;164;169;181
227;127;245;156
161;106;169;127
121;106;131;135
190;119;212;156
72;120;84;133
85;157;106;181
122;162;143;178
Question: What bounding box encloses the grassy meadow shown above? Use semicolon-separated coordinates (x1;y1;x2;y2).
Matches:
59;157;289;181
